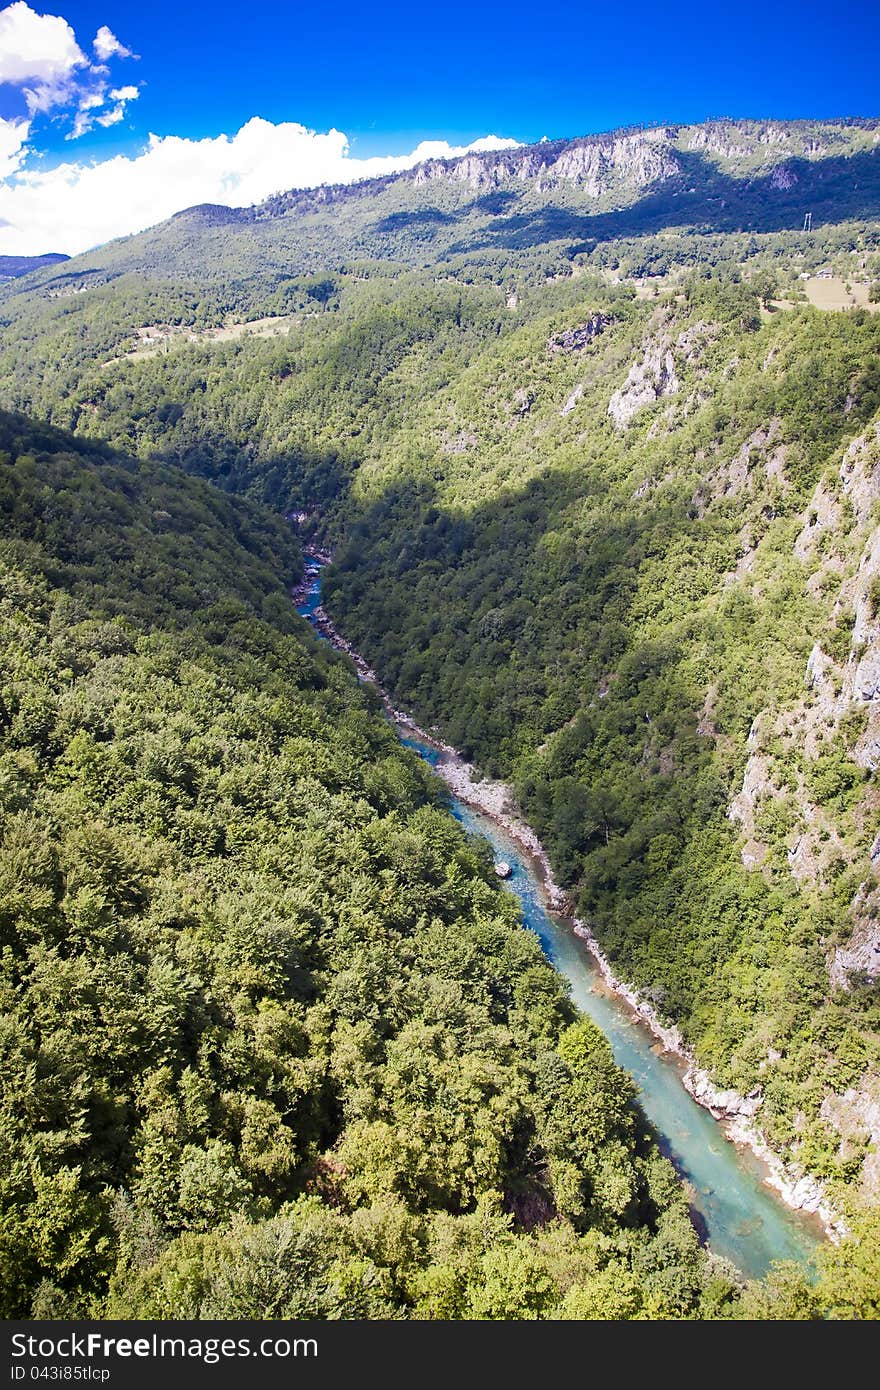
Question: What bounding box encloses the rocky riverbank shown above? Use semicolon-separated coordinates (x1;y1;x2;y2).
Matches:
296;556;842;1240
566;920;842;1234
431;753;841;1236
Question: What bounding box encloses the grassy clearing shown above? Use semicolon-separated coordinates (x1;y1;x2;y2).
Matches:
804;276;879;312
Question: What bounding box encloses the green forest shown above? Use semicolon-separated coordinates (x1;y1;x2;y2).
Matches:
2;118;880;1319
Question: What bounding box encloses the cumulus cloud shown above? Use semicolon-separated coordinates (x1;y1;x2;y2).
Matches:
0;1;85;85
0;117;520;255
0;3;135;134
93;24;131;61
0;8;517;255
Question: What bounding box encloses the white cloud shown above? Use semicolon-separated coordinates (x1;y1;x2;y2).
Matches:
0;116;30;179
24;75;74;113
0;117;520;255
0;10;516;255
93;24;131;61
0;4;135;132
0;2;84;85
93;85;139;129
69;81;139;138
92;106;122;128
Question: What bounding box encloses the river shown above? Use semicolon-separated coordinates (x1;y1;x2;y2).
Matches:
295;564;824;1279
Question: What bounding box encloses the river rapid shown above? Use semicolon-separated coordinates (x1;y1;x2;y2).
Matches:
295;561;825;1279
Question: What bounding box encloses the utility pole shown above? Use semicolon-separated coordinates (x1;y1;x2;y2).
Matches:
802;212;813;232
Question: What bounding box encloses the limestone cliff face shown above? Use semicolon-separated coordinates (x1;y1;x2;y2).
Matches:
547;313;613;354
413;148;554;187
724;416;880;991
821;1074;880;1205
412;129;682;195
684;117;876;163
608;339;679;427
382;118;879;207
769;164;799;191
548;131;680;193
607;318;718;429
694;401;880;1202
403;119;880;202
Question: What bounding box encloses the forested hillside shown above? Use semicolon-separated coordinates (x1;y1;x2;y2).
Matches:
0;255;69;284
323;287;880;1201
2;118;880;1314
0;409;732;1320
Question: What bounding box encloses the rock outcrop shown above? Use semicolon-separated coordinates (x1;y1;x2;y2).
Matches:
549;131;680;194
821;1074;880;1204
609;338;679;428
412;129;681;195
608;321;718;430
769;163;798;191
855;648;880;703
828;908;880;990
560;383;584;417
548;313;613;354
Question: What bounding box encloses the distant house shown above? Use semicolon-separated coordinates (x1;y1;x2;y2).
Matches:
816;267;833;279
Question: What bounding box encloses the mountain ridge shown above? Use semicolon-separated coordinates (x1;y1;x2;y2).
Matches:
0;252;70;281
2;116;877;290
185;117;880;227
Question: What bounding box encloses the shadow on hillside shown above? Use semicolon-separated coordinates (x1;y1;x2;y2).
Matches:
375;208;456;233
151;426;355;522
321;457;704;747
399;147;880;257
319;461;743;1020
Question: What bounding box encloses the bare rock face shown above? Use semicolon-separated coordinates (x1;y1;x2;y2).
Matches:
548;313;612;354
550;132;680;192
413;150;554;189
828;912;880;991
685;1070;763;1120
607;321;718;431
609;338;679;428
854;645;880;702
821;1073;880;1202
769;163;798;190
855;736;880;772
758;123;791;147
728;754;772;829
839;418;880;525
726;759;776;859
560;383;584;417
412;130;680;196
675;319;718;362
707;420;781;501
805;642;830;689
688;126;752;160
722;403;880;908
794;479;841;560
686;120;831;164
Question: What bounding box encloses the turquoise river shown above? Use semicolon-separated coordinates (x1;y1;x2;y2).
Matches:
297;565;823;1280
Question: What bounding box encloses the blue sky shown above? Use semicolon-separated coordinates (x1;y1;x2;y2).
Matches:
1;0;879;253
20;0;880;156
